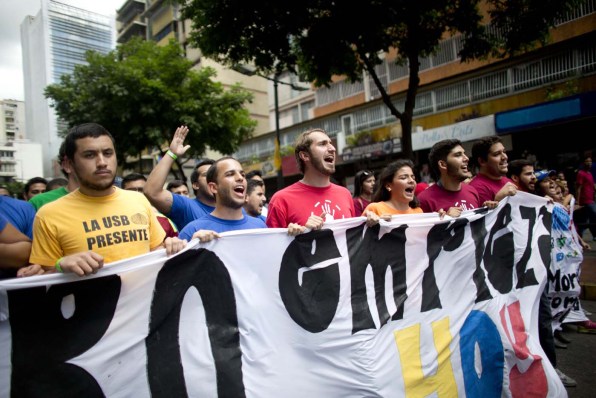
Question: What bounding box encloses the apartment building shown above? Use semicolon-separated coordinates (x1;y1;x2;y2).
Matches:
233;2;596;192
116;0;271;177
0;100;26;144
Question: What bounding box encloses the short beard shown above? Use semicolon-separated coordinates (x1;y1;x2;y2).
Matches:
77;175;115;192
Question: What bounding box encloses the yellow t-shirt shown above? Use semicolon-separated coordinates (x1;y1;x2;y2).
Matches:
30;187;166;267
363;201;423;216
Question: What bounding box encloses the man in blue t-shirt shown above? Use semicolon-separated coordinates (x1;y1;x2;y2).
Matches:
179;157;266;241
0;195;35;239
144;126;216;230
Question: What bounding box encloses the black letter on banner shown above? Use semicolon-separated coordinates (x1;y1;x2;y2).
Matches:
537;206;552;270
470;218;493;302
147;249;245;398
8;276;121;397
484;204;515;294
346;223;408;334
515;206;539;288
279;230;340;333
423;218;468;311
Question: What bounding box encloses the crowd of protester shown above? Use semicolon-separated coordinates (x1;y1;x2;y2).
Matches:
0;122;595;389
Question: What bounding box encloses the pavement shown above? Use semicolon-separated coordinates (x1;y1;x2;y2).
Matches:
579;230;596;301
556;229;596;398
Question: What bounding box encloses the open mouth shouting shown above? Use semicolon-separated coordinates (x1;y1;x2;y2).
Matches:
404;186;415;198
233;184;245;199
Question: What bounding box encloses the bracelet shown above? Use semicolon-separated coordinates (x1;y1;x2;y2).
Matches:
166;150;178;160
55;257;64;273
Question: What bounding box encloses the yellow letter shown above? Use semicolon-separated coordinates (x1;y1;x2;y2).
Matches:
394;317;458;397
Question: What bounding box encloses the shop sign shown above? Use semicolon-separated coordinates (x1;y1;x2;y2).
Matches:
341;138;402;162
412;115;495;151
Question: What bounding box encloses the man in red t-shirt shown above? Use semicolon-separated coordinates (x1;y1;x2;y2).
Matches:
266;128;355;230
469;136;517;204
574;156;596;240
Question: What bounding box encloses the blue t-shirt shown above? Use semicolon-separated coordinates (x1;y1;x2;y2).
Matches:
179;213;267;241
0;196;35;238
0;213;7;231
168;194;215;230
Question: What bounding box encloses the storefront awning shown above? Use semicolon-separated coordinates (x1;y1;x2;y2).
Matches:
495;91;596;134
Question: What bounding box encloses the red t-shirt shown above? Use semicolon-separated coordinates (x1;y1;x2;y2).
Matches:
266;182;355;228
468;173;513;204
576;169;595;205
353;197;371;217
418;183;481;213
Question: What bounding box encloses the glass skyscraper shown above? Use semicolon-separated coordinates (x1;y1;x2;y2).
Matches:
21;0;114;178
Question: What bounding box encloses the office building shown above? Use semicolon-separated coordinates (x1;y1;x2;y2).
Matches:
21;0;114;178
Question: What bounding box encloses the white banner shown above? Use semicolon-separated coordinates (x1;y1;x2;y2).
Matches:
0;193;565;397
548;202;588;327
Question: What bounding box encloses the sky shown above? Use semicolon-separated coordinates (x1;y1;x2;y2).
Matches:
0;0;125;101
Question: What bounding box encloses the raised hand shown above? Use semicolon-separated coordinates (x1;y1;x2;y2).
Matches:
169;125;191;157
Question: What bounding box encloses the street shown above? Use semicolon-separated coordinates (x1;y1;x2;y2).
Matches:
556;299;596;398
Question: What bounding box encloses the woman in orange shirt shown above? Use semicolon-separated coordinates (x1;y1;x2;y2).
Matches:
363;159;423;217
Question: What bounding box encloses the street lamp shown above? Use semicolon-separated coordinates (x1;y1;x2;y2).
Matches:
232;65;308;190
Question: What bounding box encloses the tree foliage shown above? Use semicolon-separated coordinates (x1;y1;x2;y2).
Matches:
182;0;580;158
45;38;256;176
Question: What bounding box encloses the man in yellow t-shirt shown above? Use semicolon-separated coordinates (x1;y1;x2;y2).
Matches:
22;123;186;277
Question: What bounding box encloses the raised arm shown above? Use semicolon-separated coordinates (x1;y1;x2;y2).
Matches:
144;126;191;215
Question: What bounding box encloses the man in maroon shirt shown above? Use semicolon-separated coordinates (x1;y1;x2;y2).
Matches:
574;156;596;240
507;159;538;193
418;139;497;216
469;136;517;203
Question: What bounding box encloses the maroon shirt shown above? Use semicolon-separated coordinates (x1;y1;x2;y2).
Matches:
418;183;481;213
469;173;513;204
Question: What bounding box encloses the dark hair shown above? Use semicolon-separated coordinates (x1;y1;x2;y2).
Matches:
190;158;215;195
372;159;418;208
190;159;215;184
507;159;534;178
206;156;238;184
428;139;462;182
471;136;502;168
294;128;328;174
64;123;115;160
57;141;68;177
166;180;187;191
246;170;263;180
121;173;146;189
247;178;264;196
535;177;552;197
353;170;374;198
23;177;47;197
46;177;68;191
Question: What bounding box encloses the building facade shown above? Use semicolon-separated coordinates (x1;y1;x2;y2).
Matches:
233;2;596;194
20;0;114;178
0;100;26;144
116;0;271;179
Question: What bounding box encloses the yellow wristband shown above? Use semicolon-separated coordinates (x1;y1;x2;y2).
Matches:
55;257;64;273
166;150;178;160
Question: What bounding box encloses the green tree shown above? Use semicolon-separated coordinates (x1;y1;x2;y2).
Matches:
45;37;256;179
182;0;579;158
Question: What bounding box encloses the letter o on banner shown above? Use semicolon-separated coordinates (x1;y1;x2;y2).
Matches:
460;310;504;398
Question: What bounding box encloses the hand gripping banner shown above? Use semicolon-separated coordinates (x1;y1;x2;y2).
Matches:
0;192;566;397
